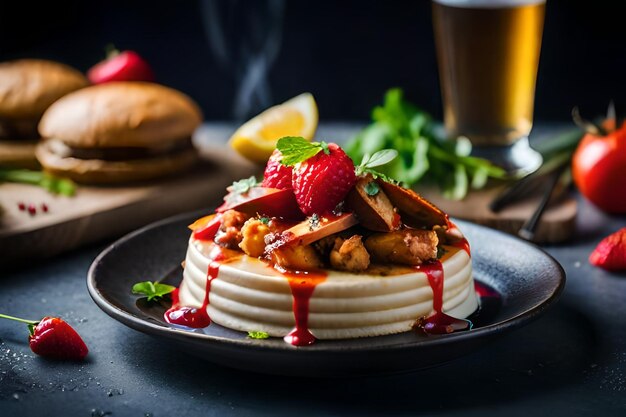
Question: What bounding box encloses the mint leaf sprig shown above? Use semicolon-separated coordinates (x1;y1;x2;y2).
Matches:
355;149;399;184
0;168;76;196
132;281;175;302
276;136;329;166
229;176;259;195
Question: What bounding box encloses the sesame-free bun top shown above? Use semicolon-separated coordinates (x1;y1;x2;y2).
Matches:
0;59;88;119
39;82;203;148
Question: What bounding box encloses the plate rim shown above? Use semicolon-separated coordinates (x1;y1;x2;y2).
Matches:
87;210;566;354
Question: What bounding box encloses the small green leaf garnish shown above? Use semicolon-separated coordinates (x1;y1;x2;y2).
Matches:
360;150;399;170
355;149;400;183
247;330;269;339
364;181;380;196
308;213;320;231
0;168;76;196
276;137;326;166
229;176;258;195
259;216;270;225
132;281;176;302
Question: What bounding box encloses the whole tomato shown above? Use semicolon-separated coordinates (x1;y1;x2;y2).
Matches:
572;120;626;213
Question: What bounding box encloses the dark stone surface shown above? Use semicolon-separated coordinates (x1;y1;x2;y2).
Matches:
1;124;626;415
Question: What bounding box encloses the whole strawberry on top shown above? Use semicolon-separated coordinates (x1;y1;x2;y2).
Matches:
277;136;357;215
261;149;293;190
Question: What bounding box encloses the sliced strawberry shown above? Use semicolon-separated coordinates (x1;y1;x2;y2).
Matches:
589;227;626;271
217;187;304;220
28;317;88;360
262;149;293;189
292;143;356;215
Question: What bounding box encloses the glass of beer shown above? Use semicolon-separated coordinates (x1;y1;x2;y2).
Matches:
432;0;546;175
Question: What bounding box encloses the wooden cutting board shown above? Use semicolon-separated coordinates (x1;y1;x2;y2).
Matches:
420;184;577;244
0;140;258;267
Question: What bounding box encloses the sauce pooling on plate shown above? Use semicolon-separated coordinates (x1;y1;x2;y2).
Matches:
164;247;225;328
415;258;472;334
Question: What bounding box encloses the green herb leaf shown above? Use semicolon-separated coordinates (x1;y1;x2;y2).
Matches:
230;176;258;195
442;164;468;200
361;149;398;169
247;330;269;339
308;213;320;231
364;181;380;196
132;281;176;302
259;216;270;225
276;137;324;166
0;168;76;196
345;88;510;199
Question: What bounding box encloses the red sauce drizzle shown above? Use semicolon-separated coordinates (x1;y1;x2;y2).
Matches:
276;267;327;346
446;221;470;256
449;238;470;256
164;247;224;328
474;281;499;298
415;260;471;334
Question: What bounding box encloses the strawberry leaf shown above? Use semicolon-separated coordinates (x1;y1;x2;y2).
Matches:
276;136;324;166
132;281;175;302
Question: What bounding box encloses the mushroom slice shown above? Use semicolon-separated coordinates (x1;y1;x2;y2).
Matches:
346;175;399;232
271;212;359;249
377;180;448;229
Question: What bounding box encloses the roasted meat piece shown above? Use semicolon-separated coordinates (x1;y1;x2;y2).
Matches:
329;235;370;272
239;218;271;257
215;210;249;249
365;229;438;265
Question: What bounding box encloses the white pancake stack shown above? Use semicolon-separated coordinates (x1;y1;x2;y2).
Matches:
179;236;478;340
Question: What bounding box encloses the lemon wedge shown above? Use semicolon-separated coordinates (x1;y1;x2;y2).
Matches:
229;93;318;164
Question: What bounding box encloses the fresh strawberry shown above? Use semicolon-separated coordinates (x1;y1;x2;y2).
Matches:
277;138;356;215
29;317;89;360
262;149;293;189
0;313;88;360
589;227;626;271
88;47;155;84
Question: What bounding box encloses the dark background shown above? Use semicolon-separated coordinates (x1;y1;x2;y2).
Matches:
1;0;624;122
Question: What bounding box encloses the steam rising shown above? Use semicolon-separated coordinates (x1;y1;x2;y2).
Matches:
201;0;286;121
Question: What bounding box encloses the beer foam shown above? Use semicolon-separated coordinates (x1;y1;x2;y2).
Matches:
433;0;545;8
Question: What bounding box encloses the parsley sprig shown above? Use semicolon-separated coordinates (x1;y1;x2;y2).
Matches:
346;88;507;200
0;168;76;196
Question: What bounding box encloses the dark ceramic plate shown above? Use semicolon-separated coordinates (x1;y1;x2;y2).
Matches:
87;211;565;377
